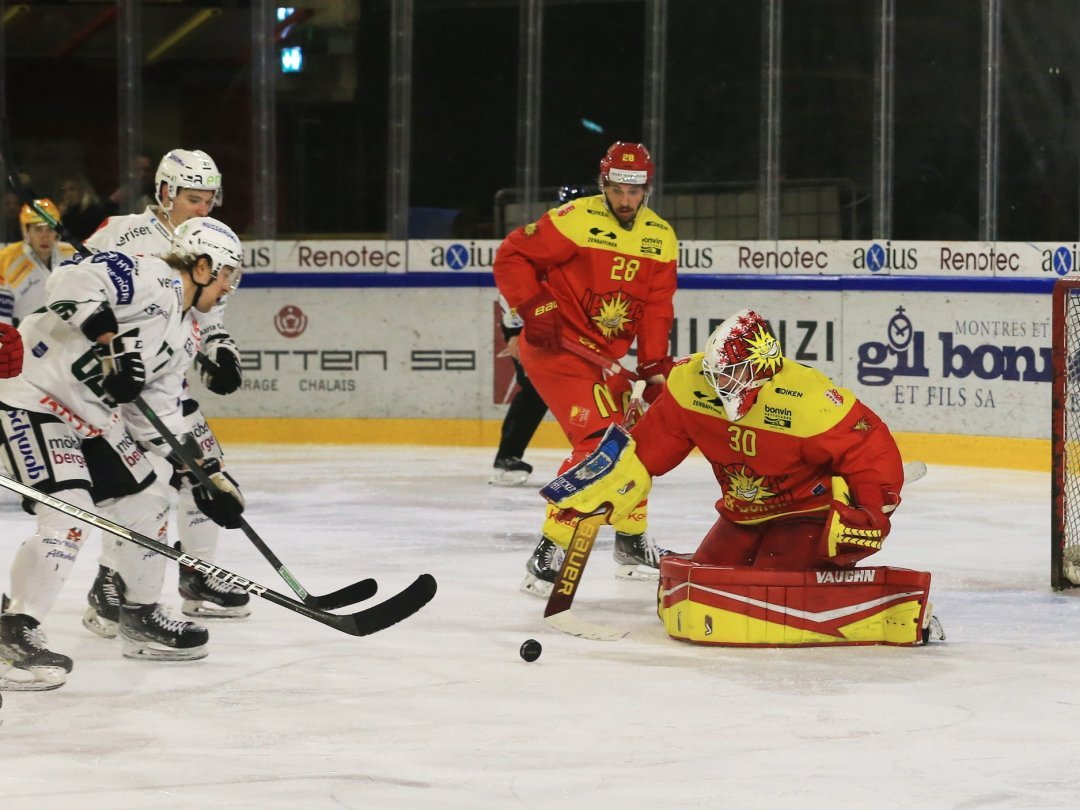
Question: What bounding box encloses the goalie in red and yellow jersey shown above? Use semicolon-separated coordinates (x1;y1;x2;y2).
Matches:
493;142;678;597
546;308;942;646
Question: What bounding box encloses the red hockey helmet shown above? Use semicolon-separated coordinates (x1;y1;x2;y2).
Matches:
599;142;654;187
702;309;784;421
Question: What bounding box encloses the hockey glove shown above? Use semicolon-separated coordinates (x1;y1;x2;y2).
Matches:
198;335;243;395
95;329;145;404
541;424;652;524
819;477;897;566
0;322;23;379
636;355;674;383
517;289;561;352
190;457;245;529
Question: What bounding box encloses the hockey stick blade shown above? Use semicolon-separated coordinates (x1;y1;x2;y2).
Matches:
545;610;628;641
132;396;377;610
903;460;927;485
0;473;436;637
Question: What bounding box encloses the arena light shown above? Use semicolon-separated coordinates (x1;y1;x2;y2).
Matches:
281;46;303;74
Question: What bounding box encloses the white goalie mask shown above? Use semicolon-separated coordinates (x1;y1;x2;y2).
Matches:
169;216;243;289
156;148;223;210
701;309;784;421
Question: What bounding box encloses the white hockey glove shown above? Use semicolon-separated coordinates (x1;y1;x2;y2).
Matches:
95;328;145;404
190;458;245;529
198;334;243;395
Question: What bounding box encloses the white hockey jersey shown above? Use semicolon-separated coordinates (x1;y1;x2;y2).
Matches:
0;250;198;441
86;208;229;341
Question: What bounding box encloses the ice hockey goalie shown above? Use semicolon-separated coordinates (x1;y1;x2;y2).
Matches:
546;309;943;647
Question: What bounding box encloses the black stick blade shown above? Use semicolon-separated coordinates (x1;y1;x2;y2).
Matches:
304;578;379;610
334;574;437;637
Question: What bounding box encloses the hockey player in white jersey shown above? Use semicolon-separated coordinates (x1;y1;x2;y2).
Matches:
0;217;244;689
83;148;250;627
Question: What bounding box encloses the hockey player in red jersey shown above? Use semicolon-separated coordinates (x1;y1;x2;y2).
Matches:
493;142;678;596
546;309;942;646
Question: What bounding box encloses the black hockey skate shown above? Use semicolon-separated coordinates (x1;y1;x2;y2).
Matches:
490;456;534;487
0;613;73;691
119;603;209;661
521;536;564;598
178;553;252;619
613;531;671;581
82;565;125;639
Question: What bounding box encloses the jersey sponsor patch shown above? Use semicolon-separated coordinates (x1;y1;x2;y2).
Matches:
101;253;136;305
763;404;792;429
824;388;845;406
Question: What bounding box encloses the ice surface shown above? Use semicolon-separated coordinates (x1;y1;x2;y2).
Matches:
1;445;1076;809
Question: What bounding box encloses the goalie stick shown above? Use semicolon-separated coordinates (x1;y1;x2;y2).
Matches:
0;472;436;637
133;396;378;611
542;379;648;641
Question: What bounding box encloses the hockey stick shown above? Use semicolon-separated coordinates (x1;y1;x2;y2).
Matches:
1;124;92;258
542;379;649;641
559;335;639;381
132;395;378;611
0;472;436;637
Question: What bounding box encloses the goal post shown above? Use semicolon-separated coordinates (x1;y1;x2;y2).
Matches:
1052;277;1080;588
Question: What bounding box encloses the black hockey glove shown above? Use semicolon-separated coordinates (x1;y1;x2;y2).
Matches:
95;329;145;404
190;457;245;529
198;335;243;396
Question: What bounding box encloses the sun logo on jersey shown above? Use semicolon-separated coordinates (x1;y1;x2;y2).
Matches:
853;417;872;433
726;466;775;504
746;325;783;375
590;292;633;338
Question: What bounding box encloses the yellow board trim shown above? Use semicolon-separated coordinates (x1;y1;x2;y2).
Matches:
205;418;1048;471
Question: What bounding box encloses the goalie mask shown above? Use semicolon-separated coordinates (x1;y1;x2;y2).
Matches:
702;309;784;422
156;148;223;211
169;216;243;292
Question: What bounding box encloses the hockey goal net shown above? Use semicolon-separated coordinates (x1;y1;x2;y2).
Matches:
1052;278;1080;588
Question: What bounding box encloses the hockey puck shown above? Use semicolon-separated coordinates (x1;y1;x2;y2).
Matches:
519;638;542;662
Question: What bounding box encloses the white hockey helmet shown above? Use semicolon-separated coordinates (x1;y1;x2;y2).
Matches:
169;216;243;287
701;308;783;421
156;148;223;209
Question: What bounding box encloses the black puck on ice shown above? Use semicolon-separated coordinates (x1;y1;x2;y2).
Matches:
519;639;542;662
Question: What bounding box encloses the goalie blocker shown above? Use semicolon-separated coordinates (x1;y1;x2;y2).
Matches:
657;557;935;647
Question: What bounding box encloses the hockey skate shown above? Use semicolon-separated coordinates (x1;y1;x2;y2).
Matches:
521;536;564;598
119;603;209;661
82;566;125;639
922;609;946;644
0;613;73;691
613;532;671;581
178;556;252;619
490;457;533;487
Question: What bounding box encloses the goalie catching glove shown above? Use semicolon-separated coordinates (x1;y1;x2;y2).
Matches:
188;457;245;529
819;476;899;566
540;424;652;523
197;334;243;395
94;328;145;404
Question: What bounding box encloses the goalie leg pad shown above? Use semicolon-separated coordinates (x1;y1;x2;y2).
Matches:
658;557;932;647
